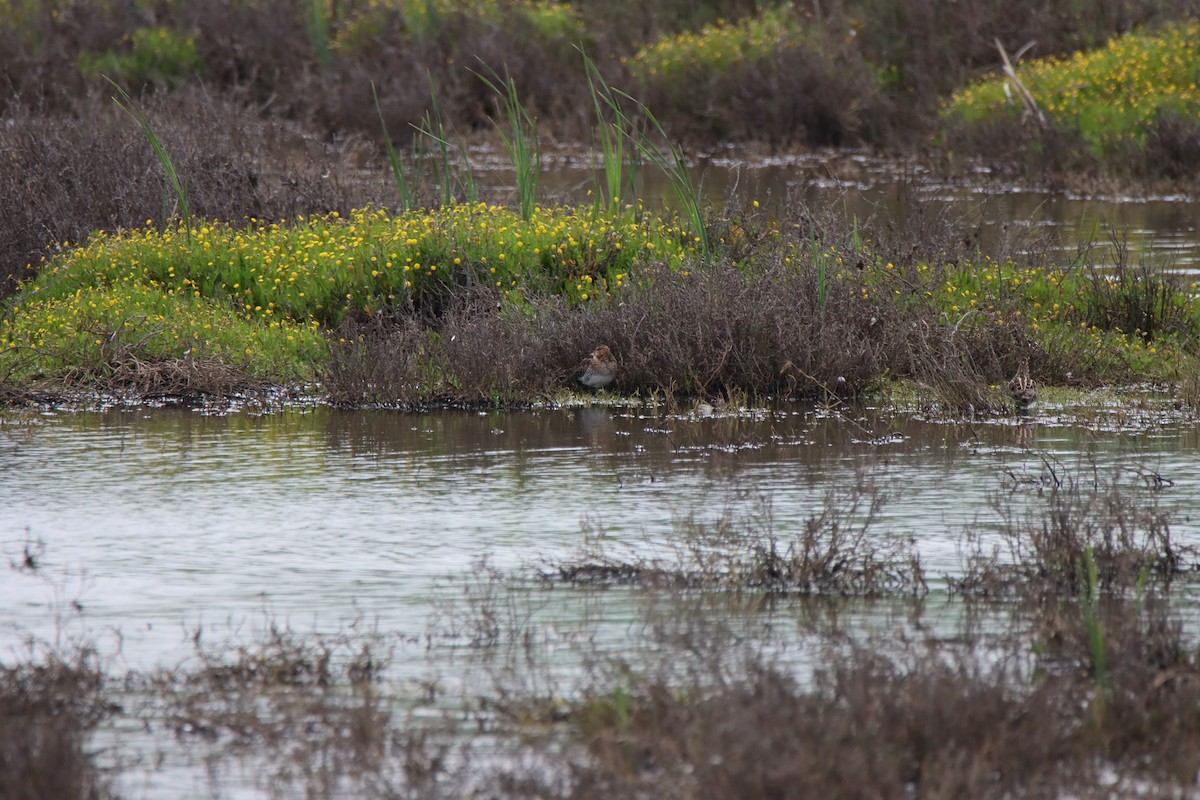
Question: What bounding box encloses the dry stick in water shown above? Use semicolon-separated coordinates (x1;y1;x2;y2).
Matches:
995;38;1045;128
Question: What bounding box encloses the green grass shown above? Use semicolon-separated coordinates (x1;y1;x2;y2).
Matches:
4;187;1199;398
625;5;802;86
0;280;323;384
332;0;585;51
944;20;1200;157
78;26;202;90
474;68;541;222
0;203;702;385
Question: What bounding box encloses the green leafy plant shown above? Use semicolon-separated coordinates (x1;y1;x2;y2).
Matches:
473;67;541;222
104;77;191;243
78;26;201;90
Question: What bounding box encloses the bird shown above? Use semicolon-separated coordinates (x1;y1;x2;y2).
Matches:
1008;358;1038;411
579;345;618;389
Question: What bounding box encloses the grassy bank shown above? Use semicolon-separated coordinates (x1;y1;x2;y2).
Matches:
943;19;1200;182
2;193;1197;408
2;0;1199;295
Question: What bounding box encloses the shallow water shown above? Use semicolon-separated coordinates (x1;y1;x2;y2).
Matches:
519;149;1200;274
4;401;1199;668
4;402;1200;797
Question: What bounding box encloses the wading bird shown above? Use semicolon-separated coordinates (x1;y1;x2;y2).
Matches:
1008;358;1037;411
579;345;618;389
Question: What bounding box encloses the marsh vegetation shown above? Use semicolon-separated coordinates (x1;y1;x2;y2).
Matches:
2;0;1200;407
6;2;1200;796
7;454;1200;799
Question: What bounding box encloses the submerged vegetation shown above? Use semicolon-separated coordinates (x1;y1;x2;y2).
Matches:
8;463;1200;797
547;476;927;596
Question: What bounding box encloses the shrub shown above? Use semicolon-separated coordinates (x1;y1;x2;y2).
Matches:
77;25;203;91
944;21;1200;161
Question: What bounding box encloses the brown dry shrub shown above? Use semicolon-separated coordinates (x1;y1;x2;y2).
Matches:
285;3;596;142
565;647;1079;799
321;190;1046;408
0;648;115;800
956;464;1192;599
545;477;927;597
0;1;139;111
0;88;380;298
1141;109;1200;182
1037;594;1200;783
323;254;897;405
898;310;1034;411
941;116;1104;188
632;40;890;148
486;587;1200;799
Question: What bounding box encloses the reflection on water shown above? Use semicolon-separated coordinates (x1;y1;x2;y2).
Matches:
4;403;1200;797
3;402;1200;668
524;150;1200;273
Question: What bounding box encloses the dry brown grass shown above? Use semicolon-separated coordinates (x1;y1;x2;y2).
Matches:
0;89;381;297
955;461;1194;598
0;647;116;800
545;477;927;597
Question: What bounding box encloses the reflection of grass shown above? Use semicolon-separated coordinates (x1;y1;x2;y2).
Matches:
944;21;1200;157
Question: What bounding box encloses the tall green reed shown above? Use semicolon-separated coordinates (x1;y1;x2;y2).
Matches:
580;49;637;211
809;223;827;316
309;0;331;69
473;67;541;221
1081;546;1109;707
372;82;416;211
603;86;709;256
416;78;476;207
105;77;191;244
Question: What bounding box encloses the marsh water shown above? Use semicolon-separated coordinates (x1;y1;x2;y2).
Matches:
5;399;1200;657
4;398;1200;796
527;150;1200;274
5;156;1200;797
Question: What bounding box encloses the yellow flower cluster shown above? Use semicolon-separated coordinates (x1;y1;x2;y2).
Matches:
945;21;1200;155
0;202;698;381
